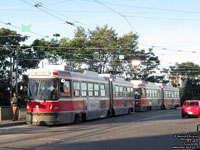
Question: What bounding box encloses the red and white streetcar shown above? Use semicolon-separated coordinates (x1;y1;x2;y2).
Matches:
27;65;135;125
27;65;180;125
131;81;162;111
162;85;180;109
131;81;180;111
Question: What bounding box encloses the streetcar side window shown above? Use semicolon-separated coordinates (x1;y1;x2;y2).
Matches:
158;89;161;98
165;91;168;98
127;87;133;97
175;92;177;98
100;84;106;97
60;80;71;97
169;91;172;98
130;88;134;97
81;82;87;97
176;91;179;98
146;89;150;97
115;85;119;97
123;87;128;97
151;90;154;98
141;88;146;98
169;91;171;98
88;83;94;97
127;87;130;97
73;81;80;97
94;83;99;97
172;91;175;98
155;90;158;98
119;86;123;97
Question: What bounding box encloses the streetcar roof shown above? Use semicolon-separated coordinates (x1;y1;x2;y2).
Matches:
28;68;107;82
163;85;179;91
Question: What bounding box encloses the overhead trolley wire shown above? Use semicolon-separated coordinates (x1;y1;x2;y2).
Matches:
87;0;200;14
2;0;199;58
94;0;137;33
0;20;49;39
21;0;90;29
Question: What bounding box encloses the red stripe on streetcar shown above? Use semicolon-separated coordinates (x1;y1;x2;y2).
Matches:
164;99;173;105
59;101;84;111
128;99;135;107
27;100;85;113
135;99;152;106
113;99;124;108
27;101;60;113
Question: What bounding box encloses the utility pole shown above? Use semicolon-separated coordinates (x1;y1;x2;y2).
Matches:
53;33;60;42
10;55;13;98
14;47;34;96
15;48;19;96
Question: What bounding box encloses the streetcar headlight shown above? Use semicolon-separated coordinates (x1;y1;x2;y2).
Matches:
49;104;53;110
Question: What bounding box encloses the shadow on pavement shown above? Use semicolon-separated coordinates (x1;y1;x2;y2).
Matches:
30;132;200;150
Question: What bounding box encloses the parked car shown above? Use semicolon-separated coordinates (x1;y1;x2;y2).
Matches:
182;100;200;118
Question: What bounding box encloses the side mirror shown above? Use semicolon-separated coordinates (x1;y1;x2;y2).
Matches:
197;124;200;132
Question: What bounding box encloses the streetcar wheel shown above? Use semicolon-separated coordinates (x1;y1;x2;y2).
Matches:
107;110;112;118
74;114;82;124
182;114;185;118
128;108;131;114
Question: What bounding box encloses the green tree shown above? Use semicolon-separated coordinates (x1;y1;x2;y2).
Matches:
88;25;118;73
31;25;161;83
166;62;200;104
0;28;27;105
125;48;161;82
166;62;200;87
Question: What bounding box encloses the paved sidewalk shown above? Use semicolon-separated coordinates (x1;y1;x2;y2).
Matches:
0;108;26;128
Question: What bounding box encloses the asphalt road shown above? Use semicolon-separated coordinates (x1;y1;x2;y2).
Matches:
0;109;200;150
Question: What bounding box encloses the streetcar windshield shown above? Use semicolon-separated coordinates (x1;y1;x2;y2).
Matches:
29;79;59;100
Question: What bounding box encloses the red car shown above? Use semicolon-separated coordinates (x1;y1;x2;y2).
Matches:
182;100;200;118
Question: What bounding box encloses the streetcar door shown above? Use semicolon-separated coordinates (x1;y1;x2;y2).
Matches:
108;79;113;113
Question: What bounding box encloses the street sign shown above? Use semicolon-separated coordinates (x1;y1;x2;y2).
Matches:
119;55;124;60
22;24;31;32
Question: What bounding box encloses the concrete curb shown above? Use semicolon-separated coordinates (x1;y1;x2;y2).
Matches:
0;121;26;128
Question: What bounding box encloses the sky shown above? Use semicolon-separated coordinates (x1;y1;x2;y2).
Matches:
1;0;200;68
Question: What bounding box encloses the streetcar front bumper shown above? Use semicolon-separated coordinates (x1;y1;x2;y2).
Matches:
26;112;59;125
